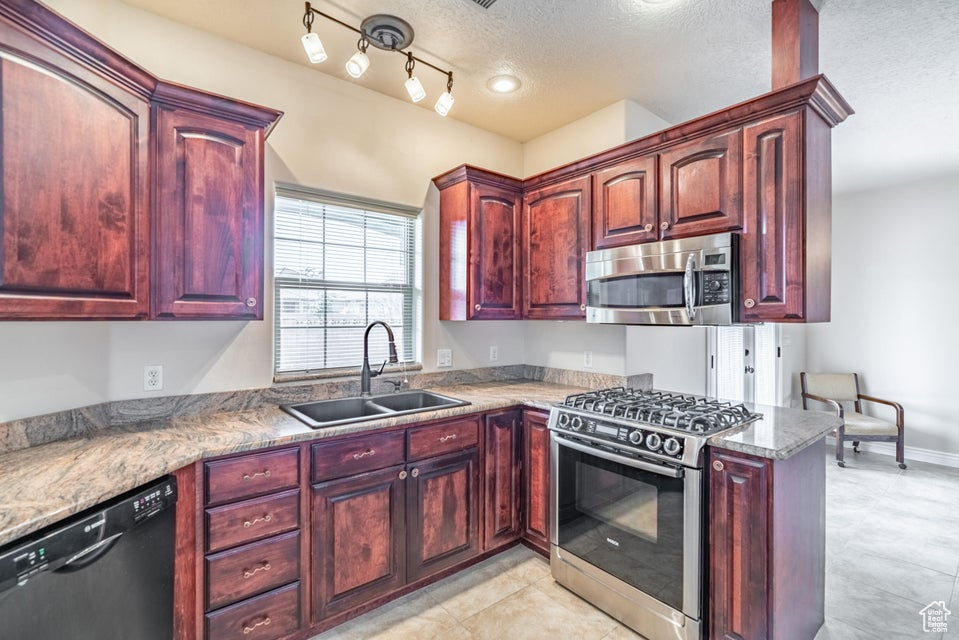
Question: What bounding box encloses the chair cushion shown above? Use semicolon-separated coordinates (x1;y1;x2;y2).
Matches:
842;412;899;436
805;373;859;402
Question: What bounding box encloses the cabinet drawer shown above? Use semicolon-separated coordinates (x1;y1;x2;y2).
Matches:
312;431;405;483
206;531;300;610
408;417;479;461
206;489;300;553
206;582;301;640
205;448;300;506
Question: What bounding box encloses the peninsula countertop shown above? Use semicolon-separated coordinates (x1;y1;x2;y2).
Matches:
0;380;838;547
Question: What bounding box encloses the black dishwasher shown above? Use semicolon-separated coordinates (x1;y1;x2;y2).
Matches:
0;475;178;640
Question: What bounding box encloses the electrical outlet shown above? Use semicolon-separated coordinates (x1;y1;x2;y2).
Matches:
437;348;452;368
583;350;593;369
489;345;498;362
143;365;163;391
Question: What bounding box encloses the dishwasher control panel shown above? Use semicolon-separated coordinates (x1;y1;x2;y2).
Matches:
0;476;177;594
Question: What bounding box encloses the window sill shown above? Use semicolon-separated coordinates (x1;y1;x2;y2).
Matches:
274;362;423;385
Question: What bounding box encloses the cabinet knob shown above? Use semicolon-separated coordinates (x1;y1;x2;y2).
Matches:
474;304;482;311
660;221;670;230
643;223;653;232
411;468;420;478
712;460;725;471
744;298;756;309
580;304;586;311
246;297;257;307
399;470;408;480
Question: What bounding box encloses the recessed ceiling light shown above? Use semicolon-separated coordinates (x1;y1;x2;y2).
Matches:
487;74;521;94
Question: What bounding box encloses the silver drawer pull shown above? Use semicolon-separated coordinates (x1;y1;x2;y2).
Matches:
242;616;271;634
353;449;376;460
242;514;273;528
242;470;272;481
439;433;457;443
243;562;272;579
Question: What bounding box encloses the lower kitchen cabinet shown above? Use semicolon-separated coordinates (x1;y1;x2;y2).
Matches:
312;464;406;619
708;440;826;640
521;410;551;554
483;409;522;550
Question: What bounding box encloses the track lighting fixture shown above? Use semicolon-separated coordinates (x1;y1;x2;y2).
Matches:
300;2;456;115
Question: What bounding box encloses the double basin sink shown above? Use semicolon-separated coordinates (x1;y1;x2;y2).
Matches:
281;390;470;429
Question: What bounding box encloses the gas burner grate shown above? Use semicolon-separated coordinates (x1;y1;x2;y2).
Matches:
562;387;759;435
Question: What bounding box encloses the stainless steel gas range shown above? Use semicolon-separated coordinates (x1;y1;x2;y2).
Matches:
548;388;760;640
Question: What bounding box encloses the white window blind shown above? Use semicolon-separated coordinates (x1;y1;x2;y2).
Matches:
273;186;418;375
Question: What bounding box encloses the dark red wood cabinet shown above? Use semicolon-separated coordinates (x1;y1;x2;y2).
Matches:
152;89;276;319
482;410;522;550
436;166;523;320
523;175;591;319
592;156;659;249
521;410;550;554
708;441;826;640
0;7;151;319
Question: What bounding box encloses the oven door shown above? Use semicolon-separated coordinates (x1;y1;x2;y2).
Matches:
550;432;701;619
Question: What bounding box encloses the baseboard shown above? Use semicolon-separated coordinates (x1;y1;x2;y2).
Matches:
851;441;959;469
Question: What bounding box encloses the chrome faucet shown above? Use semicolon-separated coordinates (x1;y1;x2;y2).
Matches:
360;320;399;396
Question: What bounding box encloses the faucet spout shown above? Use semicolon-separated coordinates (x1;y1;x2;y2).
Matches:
360;320;399;396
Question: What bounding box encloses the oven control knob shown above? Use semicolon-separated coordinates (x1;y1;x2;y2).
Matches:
708;280;722;291
645;433;662;450
628;430;643;445
570;416;584;431
557;413;570;428
663;437;682;456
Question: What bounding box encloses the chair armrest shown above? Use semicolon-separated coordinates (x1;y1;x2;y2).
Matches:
858;393;904;427
801;392;844;418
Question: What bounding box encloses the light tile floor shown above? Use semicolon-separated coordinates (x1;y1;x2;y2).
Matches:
311;449;959;639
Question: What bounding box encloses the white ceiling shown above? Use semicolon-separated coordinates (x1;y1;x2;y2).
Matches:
121;0;959;194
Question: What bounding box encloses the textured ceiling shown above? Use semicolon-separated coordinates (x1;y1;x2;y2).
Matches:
120;0;959;194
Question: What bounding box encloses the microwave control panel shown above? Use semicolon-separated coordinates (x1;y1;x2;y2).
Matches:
701;272;730;305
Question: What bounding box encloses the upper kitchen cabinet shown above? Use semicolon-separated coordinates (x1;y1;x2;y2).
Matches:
659;128;744;240
592;157;658;249
434;166;523;320
0;1;152;319
0;0;281;321
523;175;591;319
152;83;281;319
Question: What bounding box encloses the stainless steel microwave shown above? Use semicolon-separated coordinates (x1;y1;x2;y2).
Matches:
585;232;738;325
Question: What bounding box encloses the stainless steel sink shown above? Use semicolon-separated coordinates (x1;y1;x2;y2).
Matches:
281;390;470;429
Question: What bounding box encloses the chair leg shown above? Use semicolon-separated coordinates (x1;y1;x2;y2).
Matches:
897;432;907;469
835;430;845;468
852;440;860;453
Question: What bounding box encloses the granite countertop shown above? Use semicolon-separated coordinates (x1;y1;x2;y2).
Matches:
0;379;839;548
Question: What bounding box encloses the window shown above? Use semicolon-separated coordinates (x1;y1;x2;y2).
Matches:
273;185;419;377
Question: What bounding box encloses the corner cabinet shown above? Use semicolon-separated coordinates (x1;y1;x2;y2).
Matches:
152;84;280;319
436;166;523;320
708;440;826;640
523;175;591;319
0;2;152;319
482;410;522;550
0;1;281;321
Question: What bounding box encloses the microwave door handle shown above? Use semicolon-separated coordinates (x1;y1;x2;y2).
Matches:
683;254;697;320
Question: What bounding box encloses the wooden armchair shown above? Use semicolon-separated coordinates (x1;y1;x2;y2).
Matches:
800;372;906;469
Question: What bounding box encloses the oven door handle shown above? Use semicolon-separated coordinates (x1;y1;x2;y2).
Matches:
683;253;697;320
552;433;684;478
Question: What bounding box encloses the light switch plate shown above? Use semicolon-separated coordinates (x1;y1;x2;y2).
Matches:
437;348;452;368
489;345;498;361
583;350;593;369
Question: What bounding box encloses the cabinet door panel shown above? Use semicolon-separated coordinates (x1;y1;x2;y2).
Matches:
741;111;805;321
407;449;479;582
470;183;522;319
312;465;406;619
592;157;658;248
154;107;263;318
660;129;743;240
522;411;550;553
523;176;591;318
0;47;149;318
483;410;521;550
708;450;770;640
